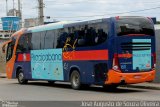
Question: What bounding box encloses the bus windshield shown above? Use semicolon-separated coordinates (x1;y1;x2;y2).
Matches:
116;17;155;36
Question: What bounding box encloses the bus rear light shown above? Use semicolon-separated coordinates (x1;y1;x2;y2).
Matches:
112;54;121;72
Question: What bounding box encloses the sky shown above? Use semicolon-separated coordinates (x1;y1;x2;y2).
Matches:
0;0;160;22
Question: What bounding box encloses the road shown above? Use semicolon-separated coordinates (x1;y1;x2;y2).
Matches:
0;78;160;101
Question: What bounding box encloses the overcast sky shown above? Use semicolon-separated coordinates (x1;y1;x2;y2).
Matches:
0;0;160;21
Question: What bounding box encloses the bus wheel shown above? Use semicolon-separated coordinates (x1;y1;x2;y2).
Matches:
70;70;81;90
103;84;118;91
17;69;28;84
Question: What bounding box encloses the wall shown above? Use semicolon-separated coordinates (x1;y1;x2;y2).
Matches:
154;29;160;83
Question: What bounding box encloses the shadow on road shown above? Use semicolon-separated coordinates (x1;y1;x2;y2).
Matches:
13;81;147;94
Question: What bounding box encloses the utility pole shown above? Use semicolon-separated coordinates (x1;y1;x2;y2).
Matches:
6;0;8;16
13;0;15;16
17;0;22;28
38;0;44;25
18;0;22;19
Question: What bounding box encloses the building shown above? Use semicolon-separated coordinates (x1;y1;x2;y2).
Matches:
7;9;20;17
155;24;160;30
24;18;39;28
0;30;14;40
153;24;160;83
0;16;21;43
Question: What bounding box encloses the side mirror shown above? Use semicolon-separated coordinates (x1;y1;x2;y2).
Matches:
1;40;11;54
78;39;85;46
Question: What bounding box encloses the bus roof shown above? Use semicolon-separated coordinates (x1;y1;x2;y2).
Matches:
27;21;71;33
26;18;109;33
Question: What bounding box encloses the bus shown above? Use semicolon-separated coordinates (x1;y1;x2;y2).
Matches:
2;16;156;90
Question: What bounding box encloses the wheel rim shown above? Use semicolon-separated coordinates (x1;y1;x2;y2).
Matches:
72;73;80;87
19;72;24;83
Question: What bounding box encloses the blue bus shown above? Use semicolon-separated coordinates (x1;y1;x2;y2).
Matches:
4;16;156;90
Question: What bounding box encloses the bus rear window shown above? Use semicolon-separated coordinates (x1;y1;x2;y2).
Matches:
116;17;155;36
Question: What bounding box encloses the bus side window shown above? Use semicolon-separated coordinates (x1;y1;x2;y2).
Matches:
56;29;67;48
67;27;77;46
27;33;32;50
40;31;46;49
44;30;55;49
75;22;108;47
16;35;28;53
32;32;41;50
97;29;107;44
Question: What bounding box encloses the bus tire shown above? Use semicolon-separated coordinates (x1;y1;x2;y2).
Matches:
70;70;81;90
17;69;28;84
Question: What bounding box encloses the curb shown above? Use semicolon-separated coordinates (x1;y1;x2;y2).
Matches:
121;84;160;90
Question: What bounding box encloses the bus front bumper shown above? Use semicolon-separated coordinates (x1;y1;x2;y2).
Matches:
105;69;155;84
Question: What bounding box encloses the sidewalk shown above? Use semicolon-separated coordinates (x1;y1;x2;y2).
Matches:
0;73;6;78
122;82;160;90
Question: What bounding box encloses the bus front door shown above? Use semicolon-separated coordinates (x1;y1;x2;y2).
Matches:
6;42;16;79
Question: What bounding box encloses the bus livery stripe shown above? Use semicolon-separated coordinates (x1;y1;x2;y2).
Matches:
63;50;108;61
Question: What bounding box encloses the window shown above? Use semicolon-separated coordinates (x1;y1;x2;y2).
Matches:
84;23;108;46
16;35;28;52
31;32;41;50
25;33;32;50
66;22;108;47
6;41;14;61
4;35;9;37
40;31;46;49
31;30;56;50
56;29;67;48
55;22;108;48
44;30;55;49
116;17;155;36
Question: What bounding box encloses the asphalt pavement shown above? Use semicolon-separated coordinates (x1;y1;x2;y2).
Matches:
0;78;160;101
